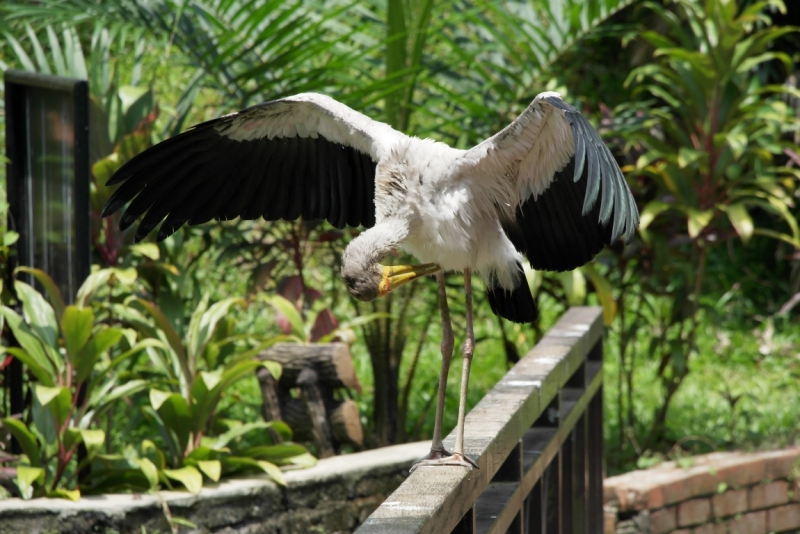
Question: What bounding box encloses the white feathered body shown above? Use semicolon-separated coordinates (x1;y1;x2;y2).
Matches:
374;137;524;290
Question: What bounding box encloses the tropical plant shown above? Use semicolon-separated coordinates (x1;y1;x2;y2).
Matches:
94;288;314;493
0;268;150;499
609;0;799;459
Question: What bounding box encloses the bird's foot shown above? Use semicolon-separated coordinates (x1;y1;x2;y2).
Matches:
409;448;478;472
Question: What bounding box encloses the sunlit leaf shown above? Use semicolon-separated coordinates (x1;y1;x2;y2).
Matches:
163;466;203;494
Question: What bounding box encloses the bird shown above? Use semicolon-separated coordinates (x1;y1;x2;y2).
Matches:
101;91;638;470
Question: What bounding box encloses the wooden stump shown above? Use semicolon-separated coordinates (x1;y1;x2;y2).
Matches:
256;343;364;455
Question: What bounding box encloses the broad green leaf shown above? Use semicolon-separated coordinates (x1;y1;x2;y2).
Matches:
210;421;272;450
4;230;19;247
163;466;203;494
149;390;191;455
14;267;64;320
128;243;159;260
79;429;105;460
76;327;124;384
199;369;222;391
14;281;58;348
256;460;286;486
686;208;714;239
75;269;114;306
582;264;618;326
723;203;754;244
557;269;586;306
639;201;671;231
188;296;245;363
197;460;221;482
47;488;81;501
132;298;188;380
260;361;282;382
15;466;44;500
0;346;53;387
61;306;94;366
287;453;318;468
133;457;159;490
142;439;166;471
149;389;175;411
265;295;306;339
1;418;42;467
34;385;72;429
244;443;310;462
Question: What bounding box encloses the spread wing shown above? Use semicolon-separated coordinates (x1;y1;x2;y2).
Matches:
466;92;639;272
101;93;408;241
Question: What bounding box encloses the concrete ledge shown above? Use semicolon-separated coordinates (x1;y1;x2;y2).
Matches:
0;441;430;534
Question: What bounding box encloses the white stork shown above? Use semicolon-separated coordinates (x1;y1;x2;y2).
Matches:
102;92;638;470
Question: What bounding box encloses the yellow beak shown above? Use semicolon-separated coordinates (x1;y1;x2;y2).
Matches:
378;263;440;297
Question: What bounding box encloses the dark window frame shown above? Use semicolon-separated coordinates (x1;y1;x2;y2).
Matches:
4;69;90;303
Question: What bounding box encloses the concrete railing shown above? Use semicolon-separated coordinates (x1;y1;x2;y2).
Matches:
356;306;606;534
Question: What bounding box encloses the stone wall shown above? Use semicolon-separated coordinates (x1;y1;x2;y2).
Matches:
603;448;800;534
0;441;429;534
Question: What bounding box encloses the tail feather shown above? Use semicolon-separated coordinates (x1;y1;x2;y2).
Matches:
487;279;537;324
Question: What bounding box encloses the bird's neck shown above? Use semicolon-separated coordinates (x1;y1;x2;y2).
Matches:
342;218;409;273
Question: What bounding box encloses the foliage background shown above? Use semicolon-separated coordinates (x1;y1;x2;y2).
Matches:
0;0;796;495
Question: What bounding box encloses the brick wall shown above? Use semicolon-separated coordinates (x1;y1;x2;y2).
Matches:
603;448;800;534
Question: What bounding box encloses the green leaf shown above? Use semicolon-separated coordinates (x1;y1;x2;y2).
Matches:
197;460;221;482
149;390;191;455
61;306;94;366
79;429;105;460
260;361;282;381
639;201;672;231
723;203;754;244
133;457;160;490
34;385;72;430
163;466;203;494
14;280;58;348
76;327;124;384
210;421;272;450
128;243;160;260
14;267;65;320
4;230;19;247
47;488;81;501
256;460;286;486
557;269;586;306
187;296;246;364
265;295;306;339
582;264;618;326
15;466;44;500
686;208;714;239
1;418;42;467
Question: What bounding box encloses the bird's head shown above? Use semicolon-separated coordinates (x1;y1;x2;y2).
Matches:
341;219;439;302
342;262;440;302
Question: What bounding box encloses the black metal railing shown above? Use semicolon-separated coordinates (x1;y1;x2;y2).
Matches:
356;306;605;534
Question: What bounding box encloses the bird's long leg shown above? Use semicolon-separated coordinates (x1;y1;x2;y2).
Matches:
410;271;454;471
451;268;478;468
410;269;477;471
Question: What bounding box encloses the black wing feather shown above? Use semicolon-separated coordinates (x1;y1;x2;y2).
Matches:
502;97;638;273
101;110;379;242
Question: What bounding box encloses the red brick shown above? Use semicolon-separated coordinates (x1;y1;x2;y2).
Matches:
728;510;767;534
763;449;800;480
750;480;789;510
768;503;800;532
650;506;677;534
692;523;726;534
712;488;747;518
717;458;765;488
678;498;711;527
